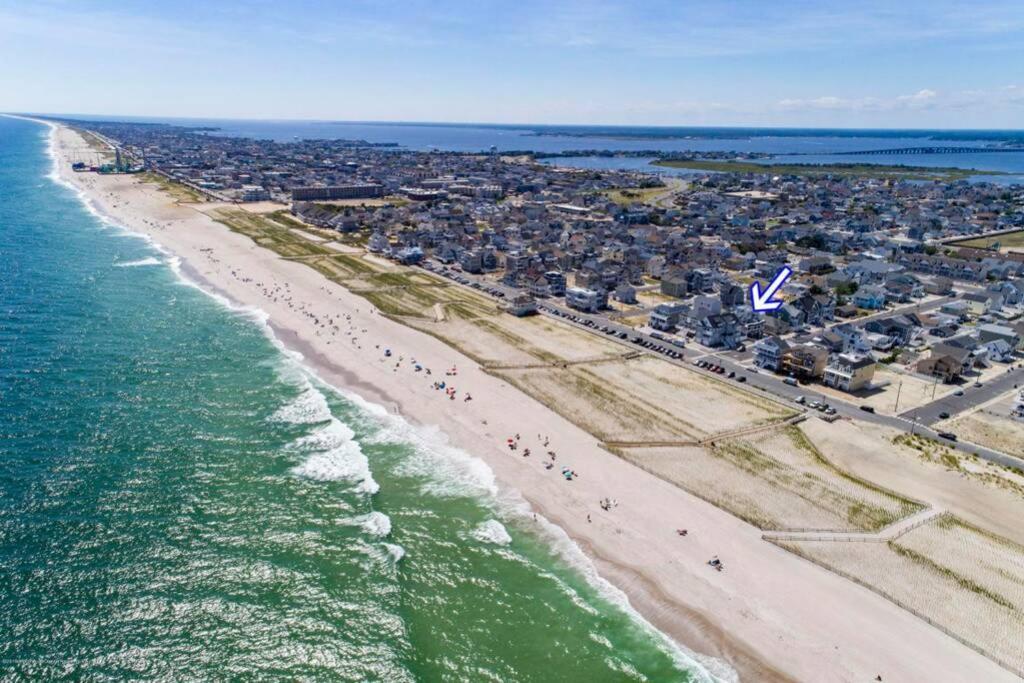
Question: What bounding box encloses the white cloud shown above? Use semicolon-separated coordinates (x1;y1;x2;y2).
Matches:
776;87;996;113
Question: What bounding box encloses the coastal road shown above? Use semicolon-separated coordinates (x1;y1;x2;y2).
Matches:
900;365;1024;425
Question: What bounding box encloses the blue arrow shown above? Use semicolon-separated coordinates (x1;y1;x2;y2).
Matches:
749;266;792;313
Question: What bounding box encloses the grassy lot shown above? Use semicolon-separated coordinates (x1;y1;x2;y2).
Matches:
619;426;922;531
652;159;1004;181
950;230;1024;251
600;186;668;206
139;172;207;204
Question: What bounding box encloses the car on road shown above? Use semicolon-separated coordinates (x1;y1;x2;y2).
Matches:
795;396;806;404
938;432;958;441
728;371;735;378
939;411;950;419
859;405;875;413
737;376;747;383
953;390;964;397
783;377;798;386
974;382;983;388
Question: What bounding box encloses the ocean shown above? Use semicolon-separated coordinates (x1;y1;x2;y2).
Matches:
0;115;719;680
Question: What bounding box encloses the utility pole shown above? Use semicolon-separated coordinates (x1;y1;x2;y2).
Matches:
894;379;904;413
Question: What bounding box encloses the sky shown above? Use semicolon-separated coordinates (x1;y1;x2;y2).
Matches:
1;0;1023;129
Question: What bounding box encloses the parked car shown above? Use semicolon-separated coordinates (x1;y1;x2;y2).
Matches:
939;411;950;419
953;390;964;397
795;396;806;404
783;377;798;386
737;376;747;383
859;405;876;413
938;432;958;441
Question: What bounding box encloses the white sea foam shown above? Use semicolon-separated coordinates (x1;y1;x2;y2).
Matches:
344;511;392;537
115;257;161;268
470;519;512;546
383;543;405;563
272;380;333;425
289;418;379;494
356;402;497;500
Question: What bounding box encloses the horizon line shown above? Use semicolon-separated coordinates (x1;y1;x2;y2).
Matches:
10;112;1024;134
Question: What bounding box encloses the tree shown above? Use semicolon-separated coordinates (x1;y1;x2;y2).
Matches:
835;281;859;296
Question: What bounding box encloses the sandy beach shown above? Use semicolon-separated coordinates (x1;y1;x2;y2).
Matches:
46;121;1020;682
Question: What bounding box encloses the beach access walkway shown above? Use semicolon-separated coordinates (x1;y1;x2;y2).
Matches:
761;506;944;543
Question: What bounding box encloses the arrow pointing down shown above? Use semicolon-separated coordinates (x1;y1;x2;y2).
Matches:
749;266;792;313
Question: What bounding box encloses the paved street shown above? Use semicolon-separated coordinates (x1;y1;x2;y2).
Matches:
901;365;1024;425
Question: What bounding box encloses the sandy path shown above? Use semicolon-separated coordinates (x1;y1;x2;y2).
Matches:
45;121;1021;683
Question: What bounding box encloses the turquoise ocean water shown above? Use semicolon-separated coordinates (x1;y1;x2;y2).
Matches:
0;116;716;681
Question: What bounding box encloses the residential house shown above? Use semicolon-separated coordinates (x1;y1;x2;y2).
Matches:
823;354;877;392
565;287;606;312
864;316;918;346
544;271;567;297
978;323;1021;350
917;344;973;383
753;336;790;372
649;303;688;332
780;343;829;380
853;285;887;310
504;293;538;317
696;313;740;349
613;283;638;304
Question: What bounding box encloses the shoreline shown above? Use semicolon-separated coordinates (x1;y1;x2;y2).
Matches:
39;118;1021;682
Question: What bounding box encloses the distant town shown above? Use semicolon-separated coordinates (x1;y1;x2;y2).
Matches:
58;117;1024;438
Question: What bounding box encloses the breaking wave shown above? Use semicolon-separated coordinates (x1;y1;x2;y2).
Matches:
470;519;512;546
115;257;161;268
289;418;379;495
